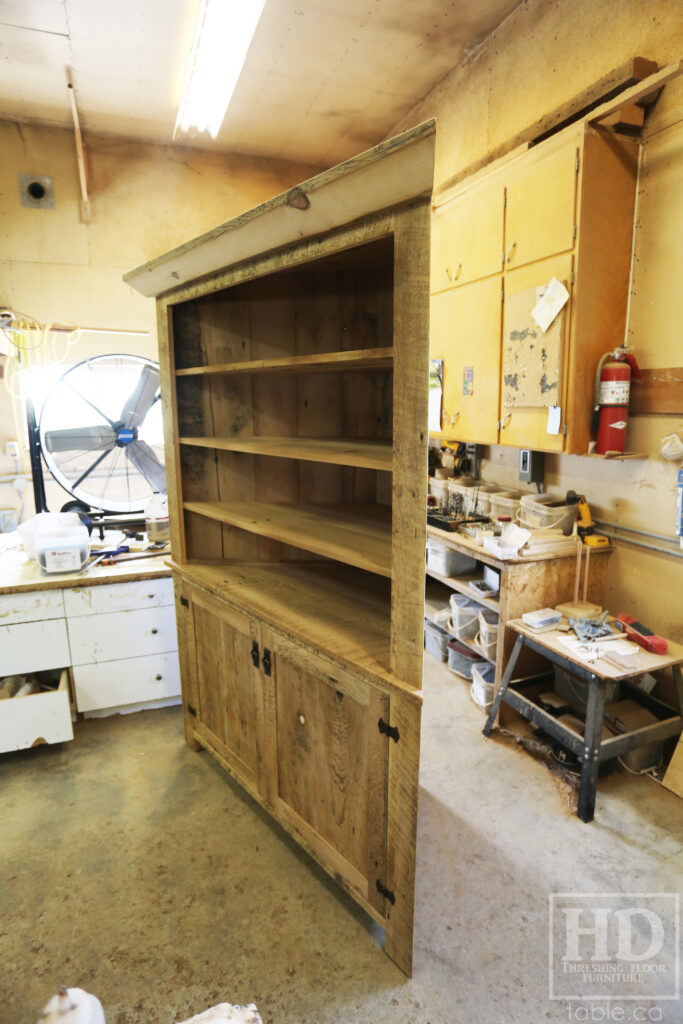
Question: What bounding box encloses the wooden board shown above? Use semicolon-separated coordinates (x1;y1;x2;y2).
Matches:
0;547;171;595
183;500;392;577
630;368;683;415
175;347;394;376
662;734;683;799
179;435;392;471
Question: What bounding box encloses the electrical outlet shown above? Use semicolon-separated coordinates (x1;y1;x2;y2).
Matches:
519;448;545;485
5;440;20;460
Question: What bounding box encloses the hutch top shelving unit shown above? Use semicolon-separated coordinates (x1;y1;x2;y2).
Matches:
125;121;436;976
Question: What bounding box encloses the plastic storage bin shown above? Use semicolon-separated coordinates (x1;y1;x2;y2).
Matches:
489;490;523;522
518;492;575;535
469;484;503;517
471;661;496;707
447;640;487;679
427;541;477;578
446;476;479;514
424;619;450;661
477;609;499;659
428;478;450;507
449;593;480;641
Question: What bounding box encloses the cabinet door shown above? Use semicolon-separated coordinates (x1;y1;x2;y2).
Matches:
505;141;578;270
500;253;573;451
430;277;502;444
261;631;422;975
191;591;261;792
431;182;504;293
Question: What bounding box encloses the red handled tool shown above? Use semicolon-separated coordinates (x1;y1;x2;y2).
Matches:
615;614;668;654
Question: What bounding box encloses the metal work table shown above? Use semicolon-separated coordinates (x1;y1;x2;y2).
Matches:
483;620;683;822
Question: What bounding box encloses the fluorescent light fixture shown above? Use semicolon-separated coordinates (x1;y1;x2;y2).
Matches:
174;0;267;139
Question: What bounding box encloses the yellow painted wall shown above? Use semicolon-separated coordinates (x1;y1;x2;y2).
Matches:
0;122;318;519
391;0;683;638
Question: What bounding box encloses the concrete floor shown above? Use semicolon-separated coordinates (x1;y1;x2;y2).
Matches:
2;654;682;1024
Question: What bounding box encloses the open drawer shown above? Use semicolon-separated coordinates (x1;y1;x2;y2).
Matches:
0;669;74;754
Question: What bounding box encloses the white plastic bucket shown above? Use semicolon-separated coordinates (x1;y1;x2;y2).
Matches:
477;609;499;658
446;476;479;514
427;541;477;577
449;595;479;641
489;490;523;522
471;661;496;707
518;492;575;535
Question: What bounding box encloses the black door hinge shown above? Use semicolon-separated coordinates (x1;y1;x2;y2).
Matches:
250;641;260;668
180;596;189;608
262;648;272;676
187;704;197;717
378;718;400;743
376;879;395;905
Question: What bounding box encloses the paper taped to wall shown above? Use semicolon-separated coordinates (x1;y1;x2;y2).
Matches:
531;277;570;333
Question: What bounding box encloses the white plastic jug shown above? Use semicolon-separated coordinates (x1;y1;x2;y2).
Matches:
145;492;169;542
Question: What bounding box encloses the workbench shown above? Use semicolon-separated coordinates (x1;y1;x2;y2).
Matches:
0;542;180;752
483;620;683;822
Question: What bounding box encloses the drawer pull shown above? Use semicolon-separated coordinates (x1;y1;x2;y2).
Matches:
151;627;158;634
155;674;162;681
299;714;306;725
148;593;155;599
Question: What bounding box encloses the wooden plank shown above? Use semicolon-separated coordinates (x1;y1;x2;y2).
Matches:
391;201;431;687
662;734;683;799
425;567;500;613
588;61;683;126
436;57;658;195
179;435;392;471
383;690;422;975
124;120;436;298
173;576;202;750
630;368;683;415
183;501;392;578
175;347;394;377
157;302;189;563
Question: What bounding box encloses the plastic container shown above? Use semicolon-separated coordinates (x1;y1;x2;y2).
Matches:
145;492;170;542
424;619;450;661
469;483;503;518
428;477;450;507
449;593;480;640
489;490;523;522
447;640;487;679
36;525;90;573
18;512;80;561
477;609;499;659
518;492;575;535
446;476;479;515
471;661;496;707
427;541;477;577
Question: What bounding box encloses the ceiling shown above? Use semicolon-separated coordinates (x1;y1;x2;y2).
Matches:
0;0;521;166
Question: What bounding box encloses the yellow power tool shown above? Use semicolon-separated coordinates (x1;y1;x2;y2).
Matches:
565;490;610;547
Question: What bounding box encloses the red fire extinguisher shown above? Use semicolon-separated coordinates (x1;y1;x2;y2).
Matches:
593;349;641;455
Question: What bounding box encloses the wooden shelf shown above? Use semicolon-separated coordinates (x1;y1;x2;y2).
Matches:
174;560;396;687
179;436;393;471
426;568;501;612
184;501;392;577
175;346;394;377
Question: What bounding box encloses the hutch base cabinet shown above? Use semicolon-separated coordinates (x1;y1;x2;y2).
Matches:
126;122;436;975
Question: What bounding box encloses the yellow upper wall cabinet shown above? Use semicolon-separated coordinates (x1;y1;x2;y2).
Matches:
505;142;579;271
431;277;502;444
431;181;505;293
430;123;639;454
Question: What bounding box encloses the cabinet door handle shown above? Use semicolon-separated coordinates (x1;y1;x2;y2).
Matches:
155;674;162;681
262;648;272;676
445;262;462;282
505;241;517;263
147;593;155;599
151;627;158;634
442;409;459;426
500;413;511;430
250;641;260;668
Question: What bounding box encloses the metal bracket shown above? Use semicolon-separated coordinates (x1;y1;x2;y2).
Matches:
262;648;272;676
180;596;189;608
378;718;400;743
187;704;197;717
376;879;396;904
250;641;260;669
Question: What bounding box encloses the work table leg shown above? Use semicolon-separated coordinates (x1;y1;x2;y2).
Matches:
483;633;524;738
577;678;606;823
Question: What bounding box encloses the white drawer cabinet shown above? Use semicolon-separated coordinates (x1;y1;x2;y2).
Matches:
1;618;71;676
63;577;174;617
72;652;181;711
65;577;180;715
0;670;73;754
0;588;65;626
67;606;178;666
